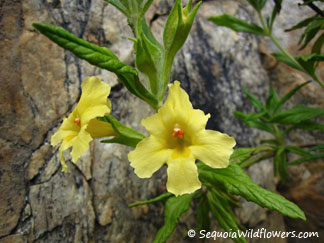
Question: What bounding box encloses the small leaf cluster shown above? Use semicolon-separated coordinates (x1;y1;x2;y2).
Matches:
130;162;306;243
209;0;324;88
209;0;324;182
234;81;324;182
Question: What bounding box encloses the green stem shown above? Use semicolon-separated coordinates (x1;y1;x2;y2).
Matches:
157;51;174;108
273;124;284;145
257;11;324;89
239;151;274;169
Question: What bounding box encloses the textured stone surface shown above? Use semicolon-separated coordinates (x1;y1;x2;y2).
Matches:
1;0;323;242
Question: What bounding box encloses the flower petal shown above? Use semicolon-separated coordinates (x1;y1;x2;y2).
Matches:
190;130;236;168
86;119;116;138
70;128;93;163
142;81;209;138
51;112;79;146
58;139;74;172
128;136;171;178
76;77;111;124
166;154;201;196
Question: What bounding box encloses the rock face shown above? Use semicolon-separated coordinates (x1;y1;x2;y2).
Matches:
0;0;323;242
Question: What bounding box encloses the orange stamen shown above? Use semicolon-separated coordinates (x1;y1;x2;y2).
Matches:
172;128;184;139
74;118;81;127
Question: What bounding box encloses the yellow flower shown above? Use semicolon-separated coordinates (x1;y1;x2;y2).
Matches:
128;81;236;196
51;77;116;172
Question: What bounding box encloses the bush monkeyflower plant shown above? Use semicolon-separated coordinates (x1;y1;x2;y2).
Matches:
129;81;235;196
34;0;307;242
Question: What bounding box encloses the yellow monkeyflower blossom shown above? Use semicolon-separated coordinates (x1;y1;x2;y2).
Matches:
51;76;116;172
128;81;236;196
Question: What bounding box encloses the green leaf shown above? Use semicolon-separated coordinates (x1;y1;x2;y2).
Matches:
207;191;246;243
247;0;267;11
285;15;319;32
33;22;159;109
105;0;154;36
298;53;324;62
285;146;324;166
285;146;312;156
209;14;265;35
99;115;145;147
296;54;324;76
154;194;194;243
274;81;311;113
272;52;303;71
309;144;324;151
242;86;265;111
135;19;164;96
297;56;316;75
312;32;324;54
274;146;287;183
196;196;211;232
266;82;280;115
289;153;324;165
269;0;283;30
230;148;257;164
298;18;324;50
269;105;324;124
234;111;273;133
163;0;202;73
129;193;173;207
287;120;324;132
231;146;274;166
198;163;306;220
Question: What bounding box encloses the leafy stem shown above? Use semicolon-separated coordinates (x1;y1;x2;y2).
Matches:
257;10;324;89
272;124;284;145
239;151;274;168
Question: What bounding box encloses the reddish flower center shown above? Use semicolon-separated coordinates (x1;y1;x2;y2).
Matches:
74;118;81;127
172;127;184;139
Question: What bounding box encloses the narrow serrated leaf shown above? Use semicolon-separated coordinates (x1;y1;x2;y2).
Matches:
230;148;256;164
289;153;324;165
312;32;324;54
309;144;324;151
269;105;324;124
247;0;267;11
196;196;211;232
269;0;283;29
287;121;324;132
272;52;302;71
299;22;322;50
275;146;287;182
285;146;312;156
154;194;194;243
33;22;158;108
274;81;311;113
105;0;154;36
285;16;320;32
207;191;246;243
209;14;264;35
234;111;273;133
242;86;265;111
198;163;306;220
266;82;280;115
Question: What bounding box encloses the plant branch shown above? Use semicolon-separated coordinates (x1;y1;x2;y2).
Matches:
300;0;324;17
